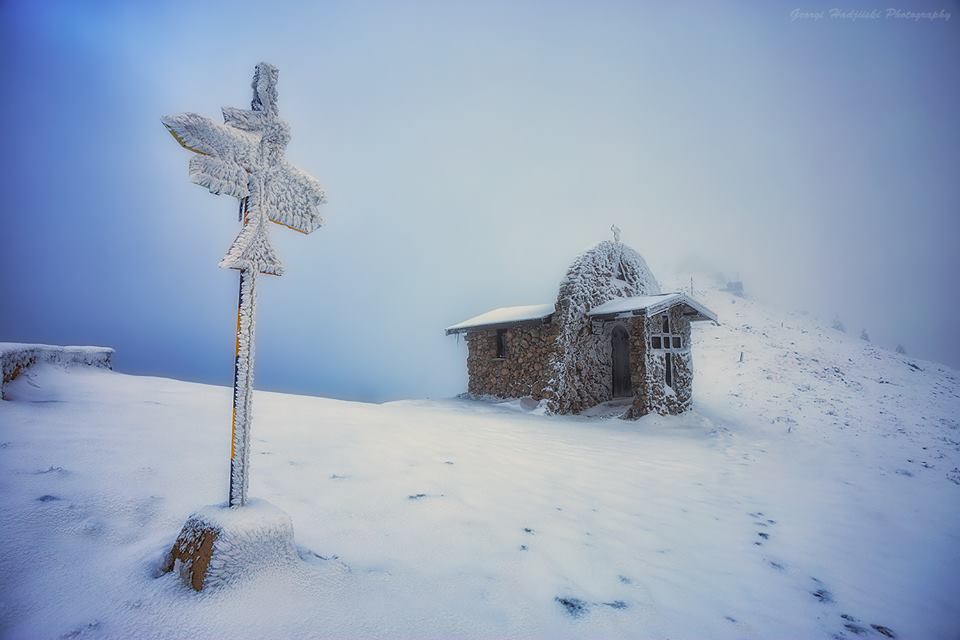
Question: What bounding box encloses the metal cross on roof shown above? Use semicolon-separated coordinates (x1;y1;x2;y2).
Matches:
162;63;326;507
611;224;621;244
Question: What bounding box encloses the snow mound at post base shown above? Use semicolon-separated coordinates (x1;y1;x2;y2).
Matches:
162;499;297;591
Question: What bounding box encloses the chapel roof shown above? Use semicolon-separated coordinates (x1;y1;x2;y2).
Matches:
445;303;555;335
445;240;717;336
588;292;717;323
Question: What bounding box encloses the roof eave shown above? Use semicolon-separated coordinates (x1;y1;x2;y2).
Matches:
676;294;718;323
588;293;718;324
445;314;554;336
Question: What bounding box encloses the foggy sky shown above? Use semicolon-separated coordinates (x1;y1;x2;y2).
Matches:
2;0;958;402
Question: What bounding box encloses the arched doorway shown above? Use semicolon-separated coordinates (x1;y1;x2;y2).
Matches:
611;325;632;397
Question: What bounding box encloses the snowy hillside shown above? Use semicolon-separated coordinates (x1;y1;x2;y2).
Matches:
1;288;958;640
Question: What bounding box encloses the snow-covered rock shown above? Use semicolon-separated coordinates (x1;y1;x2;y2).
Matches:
0;343;112;400
162;499;297;591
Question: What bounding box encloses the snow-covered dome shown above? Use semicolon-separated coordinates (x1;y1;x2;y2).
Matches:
547;240;661;413
554;240;661;315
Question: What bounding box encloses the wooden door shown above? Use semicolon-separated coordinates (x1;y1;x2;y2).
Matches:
611;325;632;397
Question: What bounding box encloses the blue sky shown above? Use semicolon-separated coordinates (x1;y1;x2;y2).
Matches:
1;0;958;401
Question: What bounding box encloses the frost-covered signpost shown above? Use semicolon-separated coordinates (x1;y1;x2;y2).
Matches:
162;63;325;508
160;64;325;590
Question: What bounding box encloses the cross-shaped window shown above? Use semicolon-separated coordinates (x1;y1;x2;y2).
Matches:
650;313;683;351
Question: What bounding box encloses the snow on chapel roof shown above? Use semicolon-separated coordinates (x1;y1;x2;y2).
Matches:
588;292;717;322
445;303;556;335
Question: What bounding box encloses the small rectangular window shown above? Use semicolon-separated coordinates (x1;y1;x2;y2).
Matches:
672;336;681;349
652;336;662;349
664;352;673;387
495;329;507;359
662;315;670;333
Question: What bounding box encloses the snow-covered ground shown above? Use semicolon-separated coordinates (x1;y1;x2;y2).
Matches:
1;289;958;639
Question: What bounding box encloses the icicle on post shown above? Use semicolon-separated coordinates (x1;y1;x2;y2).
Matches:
162;63;326;507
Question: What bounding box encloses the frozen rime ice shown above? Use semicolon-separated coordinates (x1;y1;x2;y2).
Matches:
162;63;326;507
231;269;257;505
547;240;660;414
161;62;326;276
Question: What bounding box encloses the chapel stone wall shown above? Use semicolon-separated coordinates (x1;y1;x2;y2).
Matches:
465;323;559;400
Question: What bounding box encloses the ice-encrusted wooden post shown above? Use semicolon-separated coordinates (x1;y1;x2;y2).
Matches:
230;204;257;507
162;63;326;508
